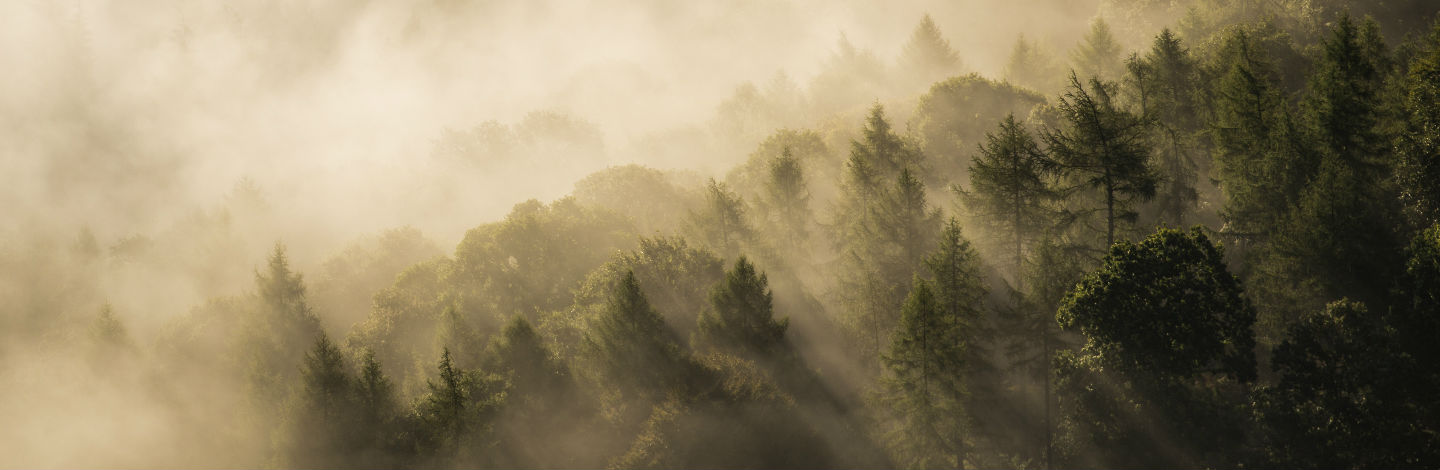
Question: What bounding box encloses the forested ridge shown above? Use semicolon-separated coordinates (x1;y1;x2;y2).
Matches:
5;0;1440;468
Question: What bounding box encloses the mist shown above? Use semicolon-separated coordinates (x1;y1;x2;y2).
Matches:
4;0;1440;468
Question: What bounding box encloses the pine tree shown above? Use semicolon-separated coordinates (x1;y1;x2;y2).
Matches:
1398;21;1440;226
850;104;925;179
961;114;1058;284
921;219;991;468
1210;29;1310;239
1071;18;1122;82
1005;34;1059;93
586;270;687;400
1128;29;1200;227
1043;74;1157;249
695;256;788;358
418;348;473;453
878;279;968;469
763;147;810;250
898;14;963;90
288;333;355;468
835;107;938;367
686;179;754;259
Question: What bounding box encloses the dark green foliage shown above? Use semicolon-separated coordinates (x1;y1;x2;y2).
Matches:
1253;225;1440;466
1060;228;1255;380
695;257;788;358
961;114;1058;282
1210;28;1313;239
286;333;354;468
587;271;689;402
1043;74;1158;249
1252;300;1418;466
876;279;967;469
1055;227;1256;468
414;348;506;465
1397;22;1440;226
1128;29;1202;226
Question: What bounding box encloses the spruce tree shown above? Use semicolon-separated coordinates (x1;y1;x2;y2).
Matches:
878;279;968;469
586;270;687;400
898;14;963;90
1043;74;1157;249
695;256;788;358
763;147;810;250
686;179;754;259
961;114;1057;283
835;106;938;367
1071;18;1122;82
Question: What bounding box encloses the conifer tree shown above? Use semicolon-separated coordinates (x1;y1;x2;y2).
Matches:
1128;29;1200;226
1210;29;1311;239
1071;18;1122;82
962;114;1057;283
1043;74;1157;249
899;14;963;90
835;106;938;367
1398;21;1440;226
686;179;754;259
695;256;788;358
763;147;810;250
1005;34;1059;93
586;271;687;400
878;279;968;469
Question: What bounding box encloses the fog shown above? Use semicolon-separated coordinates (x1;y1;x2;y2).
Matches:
5;0;1436;468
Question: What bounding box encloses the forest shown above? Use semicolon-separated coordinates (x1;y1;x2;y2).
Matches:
3;0;1440;468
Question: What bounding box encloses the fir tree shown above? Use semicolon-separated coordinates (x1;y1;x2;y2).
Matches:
1071;18;1122;82
695;256;788;358
899;14;963;90
878;279;968;469
1043;74;1157;249
961;114;1058;284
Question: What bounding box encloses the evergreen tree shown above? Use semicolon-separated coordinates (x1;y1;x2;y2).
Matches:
898;14;963;90
88;303;131;351
1071;18;1123;82
1043;74;1158;249
877;279;968;469
763;147;810;250
1210;29;1312;239
586;270;688;401
835;106;939;367
695;256;788;358
287;333;355;468
1128;29;1201;226
1266;14;1405;316
686;179;754;259
961;114;1058;283
850;104;925;179
1397;20;1440;226
1005;34;1060;93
